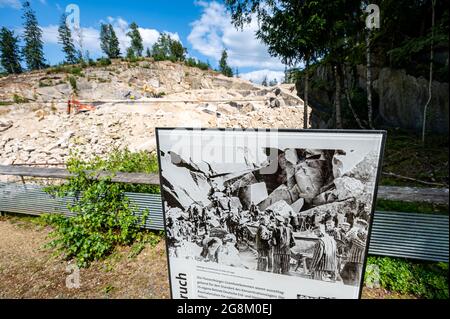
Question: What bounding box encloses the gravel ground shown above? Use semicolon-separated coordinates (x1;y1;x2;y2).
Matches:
0;215;415;299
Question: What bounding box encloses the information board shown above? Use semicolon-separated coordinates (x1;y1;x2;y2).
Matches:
156;128;386;299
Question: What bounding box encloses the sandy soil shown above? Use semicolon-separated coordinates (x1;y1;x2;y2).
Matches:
0;215;170;299
0;215;415;299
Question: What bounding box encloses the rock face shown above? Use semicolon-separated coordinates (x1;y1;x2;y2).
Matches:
160;151;212;208
297;64;449;133
374;68;449;133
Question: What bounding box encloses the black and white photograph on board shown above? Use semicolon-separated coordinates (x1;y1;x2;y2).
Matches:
157;128;385;295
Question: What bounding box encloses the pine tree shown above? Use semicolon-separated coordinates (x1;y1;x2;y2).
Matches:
219;49;233;77
100;24;120;59
58;13;78;64
127;22;143;57
261;76;268;86
169;38;186;61
0;27;22;74
109;25;120;58
100;23;111;58
22;0;45;70
126;47;136;60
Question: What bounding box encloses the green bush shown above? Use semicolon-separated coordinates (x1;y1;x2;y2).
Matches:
184;57;210;70
42;149;161;267
69;67;83;76
96;57;112;67
68;76;77;92
13;94;28;103
365;256;449;299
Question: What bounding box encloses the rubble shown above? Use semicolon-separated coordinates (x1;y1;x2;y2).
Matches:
0;120;13;133
0;60;310;167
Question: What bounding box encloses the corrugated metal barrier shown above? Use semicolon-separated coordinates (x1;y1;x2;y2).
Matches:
0;182;448;262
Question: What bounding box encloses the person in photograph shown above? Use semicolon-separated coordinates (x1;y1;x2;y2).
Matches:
325;218;341;241
200;236;222;263
200;206;209;235
310;224;338;282
289;212;300;231
166;217;183;257
249;201;259;221
272;215;296;274
256;216;272;271
217;234;248;268
340;219;368;286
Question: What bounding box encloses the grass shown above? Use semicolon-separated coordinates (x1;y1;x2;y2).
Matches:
376;199;448;215
366;256;449;299
381;129;449;188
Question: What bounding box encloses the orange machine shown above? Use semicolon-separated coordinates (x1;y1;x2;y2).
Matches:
66;98;96;114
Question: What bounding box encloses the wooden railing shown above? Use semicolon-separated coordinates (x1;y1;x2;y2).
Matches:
0;165;448;205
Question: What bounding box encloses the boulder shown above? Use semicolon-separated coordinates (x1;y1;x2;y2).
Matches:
294;159;325;199
312;190;337;206
347;151;379;183
265;200;294;218
333;176;364;201
239;182;268;207
0;120;13;133
291;198;305;214
160;152;212;208
269;97;280;108
299;199;354;221
218;196;243;211
258;184;299;210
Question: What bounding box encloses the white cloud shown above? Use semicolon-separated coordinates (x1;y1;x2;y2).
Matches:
41;25;101;54
188;1;284;70
41;17;180;59
240;69;285;84
0;0;20;9
104;17;180;53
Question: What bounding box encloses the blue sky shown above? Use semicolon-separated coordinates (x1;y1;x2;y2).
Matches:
0;0;287;83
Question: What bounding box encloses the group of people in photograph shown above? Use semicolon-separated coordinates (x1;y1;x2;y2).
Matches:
165;185;370;286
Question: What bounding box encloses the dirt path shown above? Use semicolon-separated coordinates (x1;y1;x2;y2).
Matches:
0;216;170;298
0;215;414;299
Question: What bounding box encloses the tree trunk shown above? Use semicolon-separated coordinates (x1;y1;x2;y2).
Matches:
334;65;342;129
366;30;374;129
303;58;309;129
422;0;436;144
344;66;366;129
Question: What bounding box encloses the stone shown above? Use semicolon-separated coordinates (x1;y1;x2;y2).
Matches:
284;149;299;165
269;97;280;108
291;198;305;214
347;151;378;183
160;152;212;209
0;120;13;132
218;196;243;211
333;176;364;201
239;182;268;207
299;199;354;221
294;159;325;199
265;200;294;218
258;184;299;210
312;190;337;206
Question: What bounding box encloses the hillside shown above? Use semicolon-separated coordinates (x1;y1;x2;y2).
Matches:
0;59;308;172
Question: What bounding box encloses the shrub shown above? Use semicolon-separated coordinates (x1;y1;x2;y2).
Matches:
365;256;449;299
96;57;112;67
13;94;28;103
184;57;210;70
42;149;161;267
68;76;77;92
